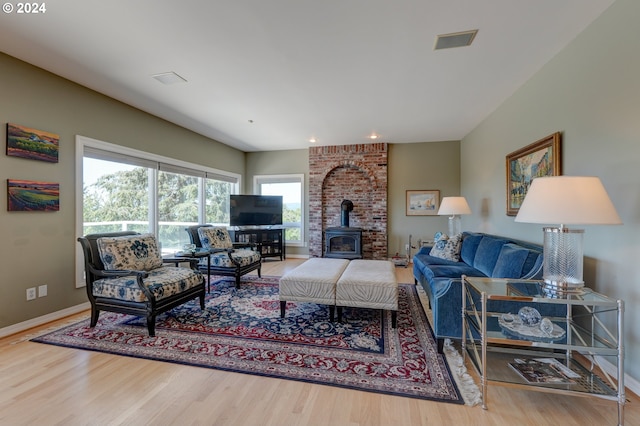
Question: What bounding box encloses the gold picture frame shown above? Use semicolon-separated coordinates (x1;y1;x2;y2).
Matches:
506;132;562;216
406;190;440;216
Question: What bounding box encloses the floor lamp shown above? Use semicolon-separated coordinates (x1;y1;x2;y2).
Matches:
514;176;621;296
438;196;471;236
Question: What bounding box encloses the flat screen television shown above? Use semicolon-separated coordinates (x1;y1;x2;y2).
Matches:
229;195;283;227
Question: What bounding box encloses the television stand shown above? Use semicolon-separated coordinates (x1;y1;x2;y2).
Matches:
229;227;285;261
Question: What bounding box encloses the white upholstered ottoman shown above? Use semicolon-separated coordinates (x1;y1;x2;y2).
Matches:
279;258;349;320
336;259;398;327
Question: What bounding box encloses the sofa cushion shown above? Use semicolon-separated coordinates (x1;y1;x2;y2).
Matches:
97;233;163;271
198;226;234;249
92;265;203;302
473;237;509;277
460;233;484;265
414;253;461;268
491;243;530;278
211;248;261;267
429;233;462;261
422;263;486;284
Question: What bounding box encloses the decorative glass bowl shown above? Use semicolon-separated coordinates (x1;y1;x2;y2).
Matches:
518;306;542;327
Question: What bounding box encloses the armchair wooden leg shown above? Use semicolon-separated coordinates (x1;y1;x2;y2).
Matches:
199;293;205;309
280;300;286;318
147;314;157;337
90;307;100;327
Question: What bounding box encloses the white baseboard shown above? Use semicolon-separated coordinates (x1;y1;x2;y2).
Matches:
0;302;90;339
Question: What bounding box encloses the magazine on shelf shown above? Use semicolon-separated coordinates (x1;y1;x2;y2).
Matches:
508;358;580;384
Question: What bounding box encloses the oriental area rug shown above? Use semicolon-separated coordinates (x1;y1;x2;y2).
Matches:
32;275;471;404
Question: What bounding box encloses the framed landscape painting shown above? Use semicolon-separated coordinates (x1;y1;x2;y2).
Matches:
406;190;440;216
6;123;59;163
7;179;60;212
506;132;562;216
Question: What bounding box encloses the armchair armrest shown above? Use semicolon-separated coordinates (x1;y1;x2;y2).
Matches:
87;264;149;280
209;248;235;254
206;247;244;267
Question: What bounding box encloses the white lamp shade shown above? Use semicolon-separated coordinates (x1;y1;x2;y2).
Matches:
514;176;622;225
438;197;471;216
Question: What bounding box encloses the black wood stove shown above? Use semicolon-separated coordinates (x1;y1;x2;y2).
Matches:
324;200;363;259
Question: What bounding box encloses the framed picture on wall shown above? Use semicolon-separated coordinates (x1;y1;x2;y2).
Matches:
406;190;440;216
506;132;562;216
7;179;60;212
6;123;59;163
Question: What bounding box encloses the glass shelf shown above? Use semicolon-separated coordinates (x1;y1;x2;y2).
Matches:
461;275;625;425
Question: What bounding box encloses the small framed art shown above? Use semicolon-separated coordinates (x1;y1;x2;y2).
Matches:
406;190;440;216
6;123;59;163
7;179;60;211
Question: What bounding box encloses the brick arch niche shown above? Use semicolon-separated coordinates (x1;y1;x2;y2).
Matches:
308;143;388;259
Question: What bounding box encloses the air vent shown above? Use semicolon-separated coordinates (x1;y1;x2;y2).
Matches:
151;71;187;85
434;30;478;50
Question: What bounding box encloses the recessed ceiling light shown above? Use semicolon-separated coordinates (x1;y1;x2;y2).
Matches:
369;134;378;140
434;30;478;50
151;71;187;85
309;138;317;143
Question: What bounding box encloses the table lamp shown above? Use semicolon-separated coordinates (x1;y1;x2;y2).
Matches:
514;176;621;296
438;196;472;236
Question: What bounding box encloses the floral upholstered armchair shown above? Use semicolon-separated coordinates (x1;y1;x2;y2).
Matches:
77;231;205;336
185;224;262;288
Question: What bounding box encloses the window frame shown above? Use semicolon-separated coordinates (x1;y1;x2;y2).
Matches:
253;174;305;247
75;135;241;288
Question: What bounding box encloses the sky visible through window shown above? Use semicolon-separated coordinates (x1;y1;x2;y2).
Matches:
260;182;300;208
84;158;137;186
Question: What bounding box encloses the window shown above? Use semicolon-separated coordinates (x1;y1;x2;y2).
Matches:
76;136;240;287
254;174;304;246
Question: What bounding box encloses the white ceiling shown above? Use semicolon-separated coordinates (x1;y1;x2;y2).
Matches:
0;0;615;152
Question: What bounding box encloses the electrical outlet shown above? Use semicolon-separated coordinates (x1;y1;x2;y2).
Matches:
38;284;48;297
26;287;36;301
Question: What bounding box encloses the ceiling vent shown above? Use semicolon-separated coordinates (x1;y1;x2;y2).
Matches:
152;71;187;85
434;30;478;50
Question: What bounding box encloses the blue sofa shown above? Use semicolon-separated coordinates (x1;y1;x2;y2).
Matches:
413;232;564;352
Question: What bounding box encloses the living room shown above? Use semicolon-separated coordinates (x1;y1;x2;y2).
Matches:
1;1;639;424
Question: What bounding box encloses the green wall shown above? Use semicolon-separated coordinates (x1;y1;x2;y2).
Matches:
461;0;640;382
388;142;460;255
0;53;245;330
245;142;461;258
245;149;309;257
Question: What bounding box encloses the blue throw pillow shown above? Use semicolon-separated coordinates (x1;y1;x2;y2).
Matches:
492;243;529;278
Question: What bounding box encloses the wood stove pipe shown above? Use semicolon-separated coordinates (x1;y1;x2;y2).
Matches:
341;200;354;227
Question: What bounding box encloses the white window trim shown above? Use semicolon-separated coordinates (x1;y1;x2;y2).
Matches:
253;174;305;247
75;135;241;288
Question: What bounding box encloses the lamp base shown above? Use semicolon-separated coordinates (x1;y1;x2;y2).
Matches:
448;215;462;236
541;227;585;298
541;279;585;298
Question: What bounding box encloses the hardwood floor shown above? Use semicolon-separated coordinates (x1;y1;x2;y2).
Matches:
0;259;636;425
